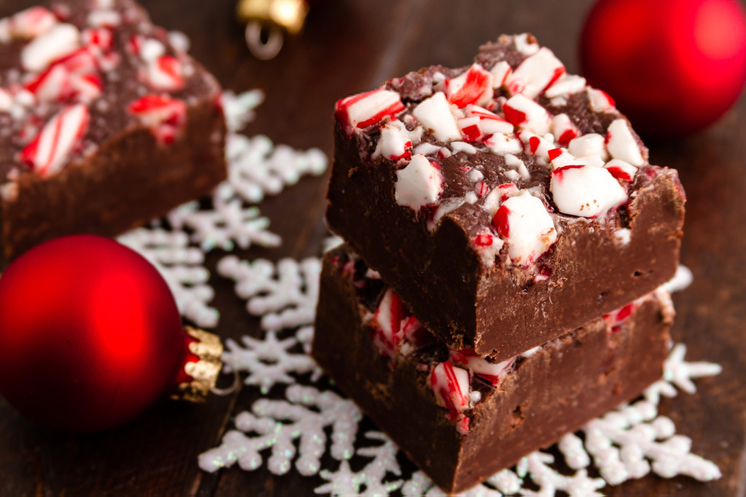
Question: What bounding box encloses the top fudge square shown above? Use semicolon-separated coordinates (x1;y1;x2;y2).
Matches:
0;0;226;265
327;34;685;361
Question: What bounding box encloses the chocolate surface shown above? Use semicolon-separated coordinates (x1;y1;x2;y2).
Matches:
0;0;226;263
312;245;672;493
327;35;685;358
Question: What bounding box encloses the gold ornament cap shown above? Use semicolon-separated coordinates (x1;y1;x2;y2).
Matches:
237;0;309;34
171;326;224;403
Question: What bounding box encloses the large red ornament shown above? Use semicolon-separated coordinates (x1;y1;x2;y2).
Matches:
580;0;746;136
0;235;216;432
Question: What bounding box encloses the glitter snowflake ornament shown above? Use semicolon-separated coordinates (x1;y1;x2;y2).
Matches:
117;228;218;328
198;384;361;476
217;255;322;331
222;328;321;393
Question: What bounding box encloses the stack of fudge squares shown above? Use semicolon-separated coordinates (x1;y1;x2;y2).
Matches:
313;34;686;493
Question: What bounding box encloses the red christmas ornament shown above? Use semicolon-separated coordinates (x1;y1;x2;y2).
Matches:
0;235;221;432
580;0;746;136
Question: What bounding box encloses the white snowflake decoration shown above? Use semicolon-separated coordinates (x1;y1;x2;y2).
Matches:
222;328;321;393
217;133;328;204
168;199;281;252
198;384;361;477
222;89;265;133
117;228;218;328
217;255;321;331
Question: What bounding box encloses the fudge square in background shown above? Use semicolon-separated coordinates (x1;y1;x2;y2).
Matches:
0;0;226;265
327;34;685;361
312;246;673;493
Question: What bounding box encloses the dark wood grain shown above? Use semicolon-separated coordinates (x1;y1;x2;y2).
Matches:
0;0;744;495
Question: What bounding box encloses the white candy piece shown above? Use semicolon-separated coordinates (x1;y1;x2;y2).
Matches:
470;230;505;267
545;74;587;98
412;92;462;142
551;113;578;146
605;159;638;182
550;151;605;169
451;350;514;386
513;33;540;55
140;38;166;62
506;47;565;99
0;89;13;112
9;7;57;39
87;10;121;27
551;164;628;217
485;133;522;155
490;61;512;88
568;133;608;160
372;120;412;160
450;141;478;154
503;94;551;135
21;23;81;72
464;104;513;134
494;191;557;265
606;119;645;166
413;142;440;156
519;131;555;161
395;154;444;212
587;87;615;112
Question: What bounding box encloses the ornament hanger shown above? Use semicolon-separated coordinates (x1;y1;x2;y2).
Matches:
237;0;309;60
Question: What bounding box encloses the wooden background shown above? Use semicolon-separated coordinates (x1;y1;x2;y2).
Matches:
1;0;744;495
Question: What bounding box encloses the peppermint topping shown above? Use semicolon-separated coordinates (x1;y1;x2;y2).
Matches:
464;104;513;134
503;94;551;135
8;7;57;40
0;89;12;112
394;154;444;211
506;47;565;99
450;349;515;386
492;191;557;265
512;33;540;56
430;361;471;430
606;119;645;166
587;87;616;113
568;133;608;160
551;165;628;217
470;230;505;267
485;132;522;155
372;120;414;161
444;64;494;108
545;74;586;98
551;114;578;147
335;89;405;134
19;104;89;177
371;288;408;358
604;159;638;182
146;55;184;90
21;23;81;72
128;95;187;145
412;92;462;142
489;61;512;88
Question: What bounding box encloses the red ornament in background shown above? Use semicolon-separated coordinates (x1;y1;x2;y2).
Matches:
580;0;746;137
0;235;221;432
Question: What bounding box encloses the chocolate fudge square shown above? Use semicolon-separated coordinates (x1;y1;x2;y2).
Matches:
327;34;685;360
312;245;672;493
0;0;226;265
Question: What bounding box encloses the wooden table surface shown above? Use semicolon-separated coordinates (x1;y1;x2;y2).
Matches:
1;0;745;495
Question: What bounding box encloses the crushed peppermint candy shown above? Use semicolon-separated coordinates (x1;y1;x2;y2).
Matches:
394;154;444;212
551;164;628;217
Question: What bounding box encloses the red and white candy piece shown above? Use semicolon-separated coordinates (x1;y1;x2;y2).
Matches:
606;119;645;166
335;89;405;135
549;149;605;169
603;299;640;332
492;190;557;265
394;154;444;212
545;74;586;99
146;55;185;91
430;361;470;414
371;288;408;357
502;94;551;135
128;94;187;145
21;23;81;72
587;87;615;113
512;33;540;56
470;230;505;268
444;64;494;108
450;349;514;386
412;92;461;142
372;119;413;161
69;72;103;103
464;104;513;135
489;61;512;88
518;131;555;161
604;159;638;182
19;104;89;177
551;113;578;147
86;9;121;28
551;164;628;217
82;27;114;50
8;6;57;40
506;47;565;100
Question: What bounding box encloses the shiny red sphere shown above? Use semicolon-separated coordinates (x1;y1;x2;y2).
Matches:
581;0;746;136
0;235;185;432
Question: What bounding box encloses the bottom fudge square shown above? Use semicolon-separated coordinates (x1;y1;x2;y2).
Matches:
312;246;673;493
